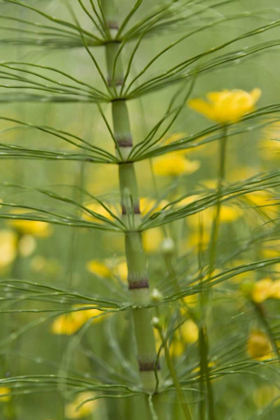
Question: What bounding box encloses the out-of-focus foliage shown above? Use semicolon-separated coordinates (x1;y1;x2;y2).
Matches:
0;0;280;419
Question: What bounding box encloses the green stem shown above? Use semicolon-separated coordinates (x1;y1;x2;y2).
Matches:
156;323;192;420
198;326;215;420
101;0;161;395
208;125;228;279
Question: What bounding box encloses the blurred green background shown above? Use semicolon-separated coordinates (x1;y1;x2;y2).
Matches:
0;1;280;419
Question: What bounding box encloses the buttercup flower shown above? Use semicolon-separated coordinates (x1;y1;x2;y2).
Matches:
170;319;199;357
253;385;280;409
87;260;112;278
0;230;17;268
51;306;103;335
0;387;11;402
8;210;51;237
65;392;98;419
140;197;168;216
153;132;200;177
247;330;272;360
188;89;261;123
251;278;280;303
83;202;119;222
260;121;280;161
153;154;200;177
143;228;164;253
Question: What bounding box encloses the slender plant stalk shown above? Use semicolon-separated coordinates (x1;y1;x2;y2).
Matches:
208;125;228;278
155;321;193;420
101;0;160;395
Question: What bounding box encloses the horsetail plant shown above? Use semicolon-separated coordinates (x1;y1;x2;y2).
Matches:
0;1;280;419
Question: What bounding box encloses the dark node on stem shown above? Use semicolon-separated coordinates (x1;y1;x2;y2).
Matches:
139;360;161;371
107;21;119;30
107;77;124;87
122;203;140;215
129;279;149;290
117;137;133;148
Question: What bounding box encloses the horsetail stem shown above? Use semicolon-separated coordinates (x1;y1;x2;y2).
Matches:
101;0;161;394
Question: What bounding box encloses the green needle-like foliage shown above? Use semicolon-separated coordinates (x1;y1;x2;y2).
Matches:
0;1;279;419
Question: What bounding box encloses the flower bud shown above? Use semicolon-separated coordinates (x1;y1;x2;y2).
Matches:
160;237;175;256
151;317;161;329
151;288;163;303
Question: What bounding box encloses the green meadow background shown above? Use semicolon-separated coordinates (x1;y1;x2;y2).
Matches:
0;0;279;419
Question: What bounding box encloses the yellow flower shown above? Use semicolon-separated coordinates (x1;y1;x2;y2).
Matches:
188;89;261;123
253;385;280;408
251;278;280;302
187;230;210;251
170;319;199;357
175;195;201;208
51;306;103;335
260;121;280;161
261;240;280;259
114;261;128;282
140;198;168;216
181;320;199;344
271;280;280;298
143;228;164;253
192;361;216;374
65;392;98;419
86;260;112;278
183;295;198;307
153;154;200;177
251;278;274;303
247;331;272;360
8;210;51;237
244;190;277;218
0;230;17;268
83;202;119;222
187;204;243;232
219;205;243;222
170;340;185;357
0;387;11;402
18;234;36;257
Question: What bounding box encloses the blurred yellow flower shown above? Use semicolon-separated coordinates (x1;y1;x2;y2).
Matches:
192;361;216;374
253;385;280;408
51;306;103;335
153;154;200;177
183;295;198;307
271;280;280;298
0;387;11;402
187;204;243;232
188;89;261;123
219;205;243;222
261;240;280;259
83;202;118;222
0;230;17;268
251;278;274;303
251;278;280;302
260;122;280;161
247;331;272;360
170;340;184;357
187;230;210;251
8;210;51;237
18;234;36;257
86;259;128;282
65;392;98;419
181;320;199;344
114;261;128;282
140;197;168;216
244;190;276;218
143;228;164;253
170;319;199;357
175;195;201;208
86;260;112;278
